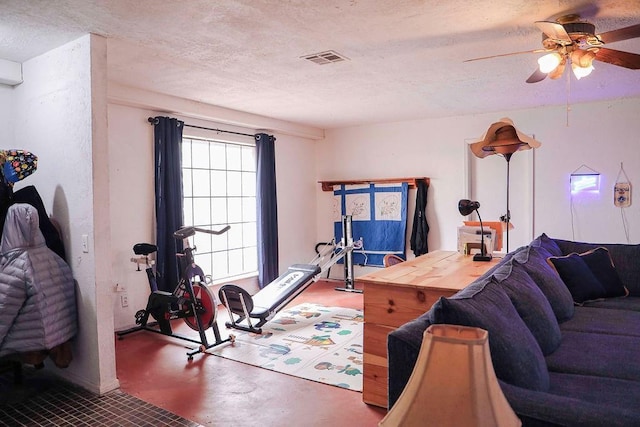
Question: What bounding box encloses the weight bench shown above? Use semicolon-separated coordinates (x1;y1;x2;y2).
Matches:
219;264;321;334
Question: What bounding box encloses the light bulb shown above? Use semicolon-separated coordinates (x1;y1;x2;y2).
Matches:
538;52;562;73
570;49;596;79
572;63;594;79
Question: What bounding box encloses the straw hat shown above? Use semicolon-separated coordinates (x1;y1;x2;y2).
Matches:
470;118;541;159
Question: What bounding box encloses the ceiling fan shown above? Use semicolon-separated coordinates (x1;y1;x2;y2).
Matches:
466;14;640;83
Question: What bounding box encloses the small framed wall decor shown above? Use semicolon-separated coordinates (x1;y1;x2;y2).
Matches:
614;163;632;208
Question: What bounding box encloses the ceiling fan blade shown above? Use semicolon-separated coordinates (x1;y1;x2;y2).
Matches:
464;49;548;62
535;21;572;44
526;68;547;83
598;24;640;44
594;47;640;69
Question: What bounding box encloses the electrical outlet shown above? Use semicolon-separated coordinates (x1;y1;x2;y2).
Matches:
121;294;128;307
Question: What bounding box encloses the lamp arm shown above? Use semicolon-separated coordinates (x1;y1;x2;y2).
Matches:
476;209;486;257
473;209;492;262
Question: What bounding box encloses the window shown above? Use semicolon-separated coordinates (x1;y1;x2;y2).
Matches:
182;137;257;282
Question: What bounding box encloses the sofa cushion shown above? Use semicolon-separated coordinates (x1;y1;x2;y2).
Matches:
431;280;550;391
548;253;608;304
500;374;640;426
513;245;575;321
545;330;640;382
581;296;640;312
560;306;640;337
492;260;561;355
531;233;563;257
580;247;628;298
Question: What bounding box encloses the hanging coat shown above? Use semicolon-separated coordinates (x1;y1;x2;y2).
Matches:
0;203;77;361
13;185;67;261
410;180;429;257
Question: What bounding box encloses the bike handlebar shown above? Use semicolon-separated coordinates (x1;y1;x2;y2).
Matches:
174;225;231;240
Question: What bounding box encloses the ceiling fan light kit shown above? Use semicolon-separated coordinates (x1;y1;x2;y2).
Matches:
531;15;640;82
536;45;596;79
467;14;640;84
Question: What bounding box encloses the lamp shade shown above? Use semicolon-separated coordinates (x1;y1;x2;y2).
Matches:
469;118;541;159
379;324;521;427
537;52;562;73
458;199;480;216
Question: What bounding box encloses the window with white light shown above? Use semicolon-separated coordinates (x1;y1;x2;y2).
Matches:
181;137;257;282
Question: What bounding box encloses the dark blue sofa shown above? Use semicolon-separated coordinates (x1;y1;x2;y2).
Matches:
387;234;640;426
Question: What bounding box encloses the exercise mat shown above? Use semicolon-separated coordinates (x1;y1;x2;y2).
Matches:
209;303;364;391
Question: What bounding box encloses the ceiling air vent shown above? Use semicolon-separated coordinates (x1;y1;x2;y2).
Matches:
301;50;349;65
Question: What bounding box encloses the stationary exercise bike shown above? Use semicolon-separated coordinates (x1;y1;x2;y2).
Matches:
117;225;234;360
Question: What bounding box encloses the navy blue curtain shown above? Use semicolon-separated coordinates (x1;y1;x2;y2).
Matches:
255;133;278;288
152;116;184;292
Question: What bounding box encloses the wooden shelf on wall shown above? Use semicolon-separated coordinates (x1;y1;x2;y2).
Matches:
319;177;430;192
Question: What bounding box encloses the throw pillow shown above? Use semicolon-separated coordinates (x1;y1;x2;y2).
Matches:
513;246;575;321
492;260;562;355
553;239;640;296
547;253;607;304
431;282;550;392
579;247;628;298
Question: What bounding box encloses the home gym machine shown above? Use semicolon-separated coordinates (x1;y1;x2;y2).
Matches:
117;225;234;360
334;211;362;294
219;215;359;334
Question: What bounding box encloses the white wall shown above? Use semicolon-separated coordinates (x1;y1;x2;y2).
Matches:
108;104;156;330
0;85;12;141
10;34;118;394
316;117;467;277
273;132;319;270
318;98;640;274
107;102;320;331
524;98;640;243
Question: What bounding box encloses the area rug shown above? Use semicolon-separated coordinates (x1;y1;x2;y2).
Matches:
209;303;364;391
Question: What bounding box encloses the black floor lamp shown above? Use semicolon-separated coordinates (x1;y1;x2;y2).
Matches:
470;118;541;253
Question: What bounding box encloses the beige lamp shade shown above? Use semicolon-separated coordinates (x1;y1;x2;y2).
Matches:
469;118;541;159
379;324;521;427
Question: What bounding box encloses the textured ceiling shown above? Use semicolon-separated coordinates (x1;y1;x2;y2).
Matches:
1;0;639;129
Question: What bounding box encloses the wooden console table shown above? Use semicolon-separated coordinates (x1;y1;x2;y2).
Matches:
357;250;501;408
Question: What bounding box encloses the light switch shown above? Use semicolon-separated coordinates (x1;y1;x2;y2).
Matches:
82;234;89;253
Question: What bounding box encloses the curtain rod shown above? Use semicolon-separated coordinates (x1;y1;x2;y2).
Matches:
147;117;255;138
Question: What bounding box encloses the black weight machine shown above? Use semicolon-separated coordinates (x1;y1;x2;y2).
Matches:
219;215;360;334
117;225;234;360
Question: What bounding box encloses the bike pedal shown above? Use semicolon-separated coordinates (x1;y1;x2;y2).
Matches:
135;310;147;325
